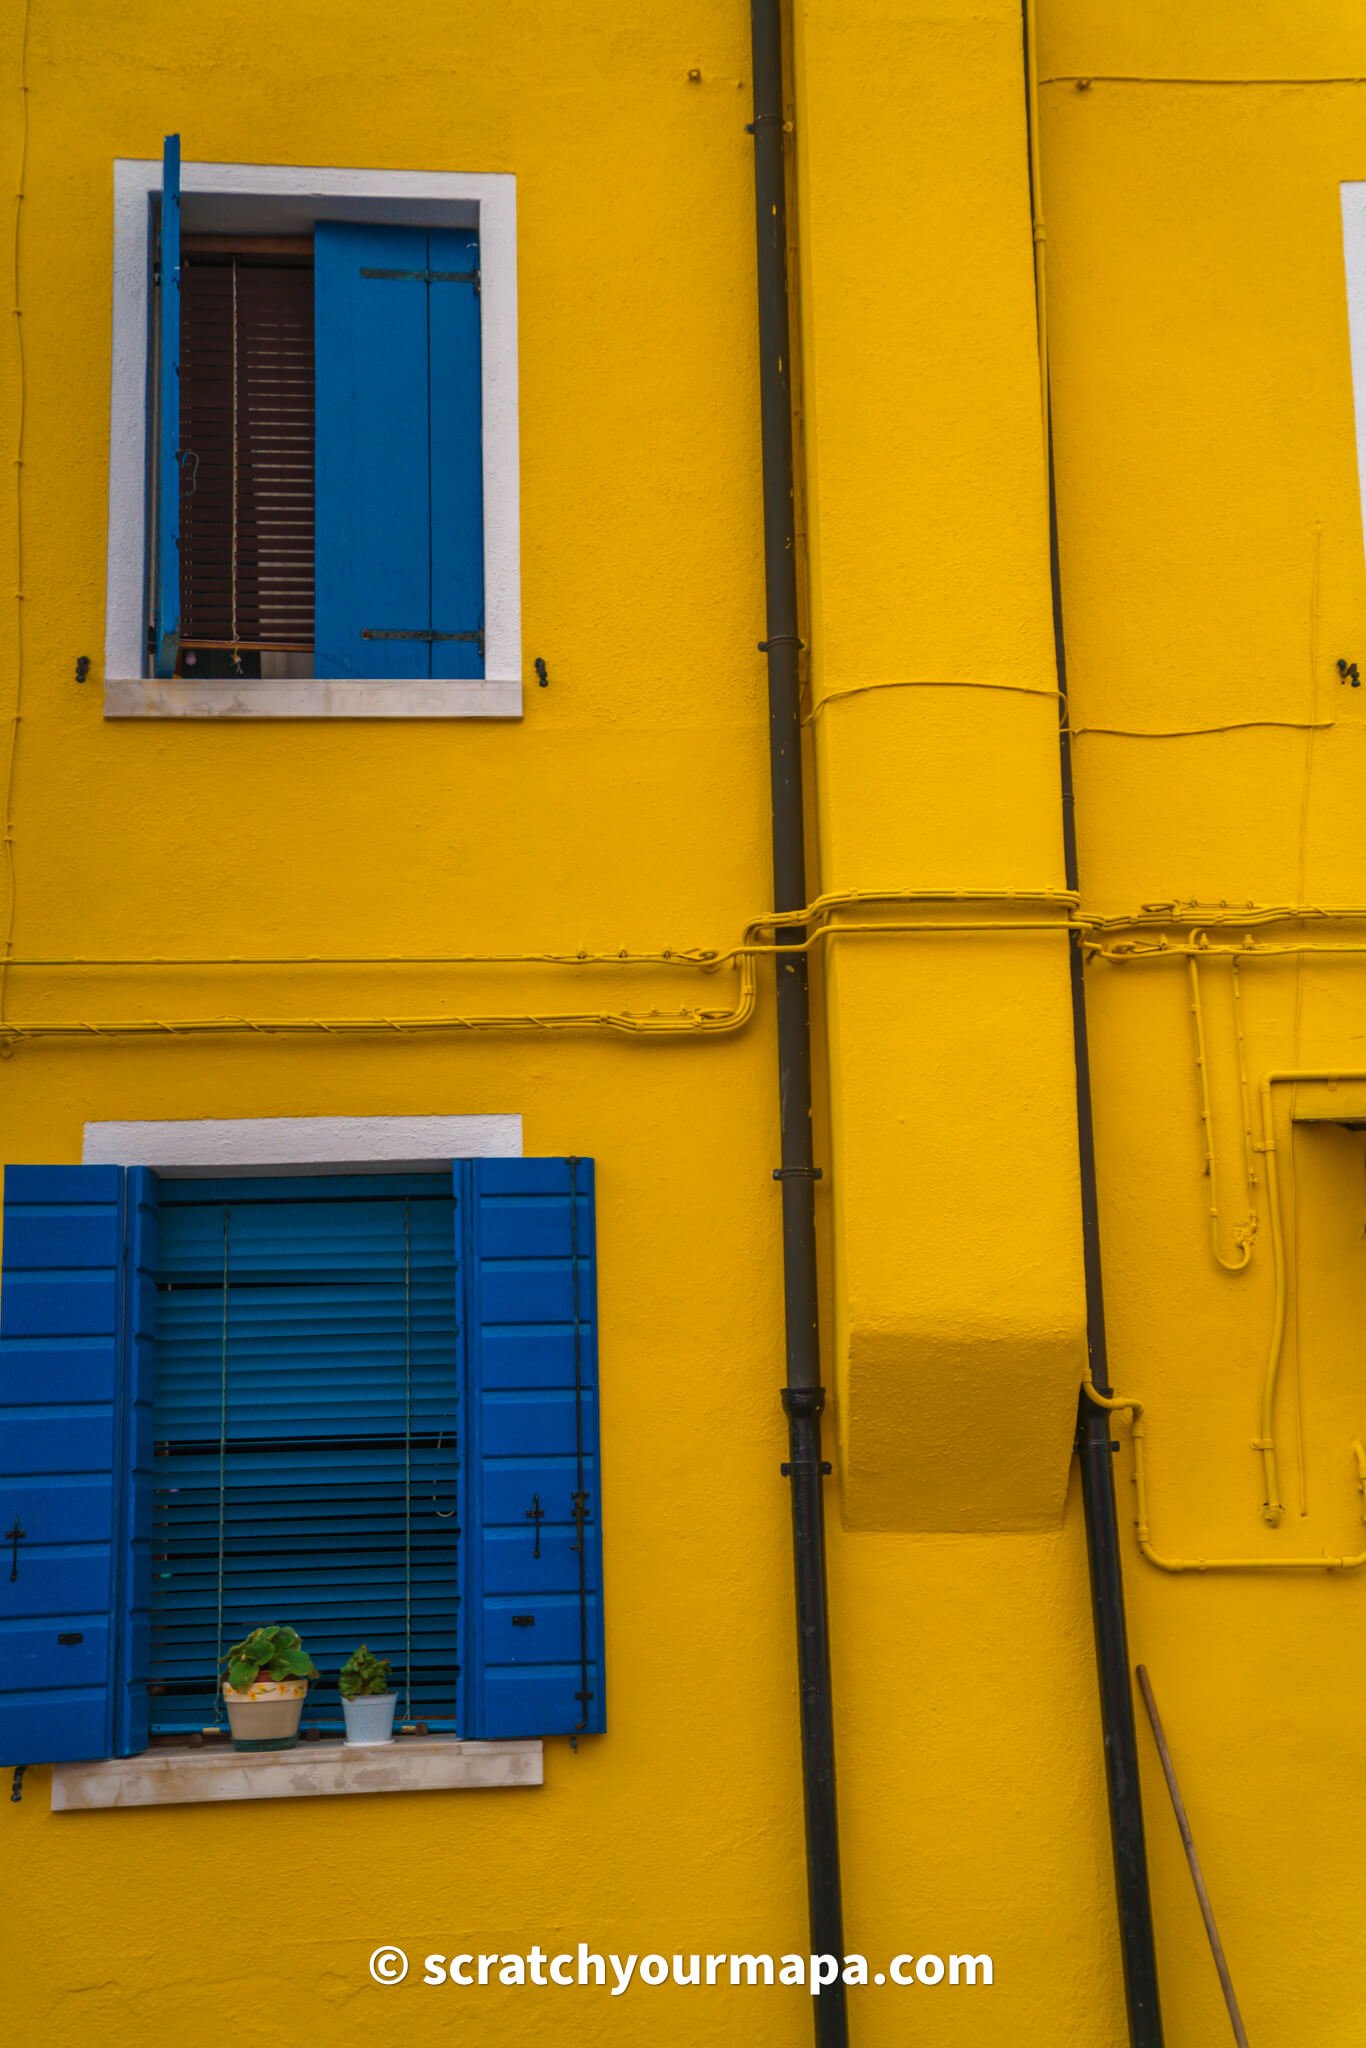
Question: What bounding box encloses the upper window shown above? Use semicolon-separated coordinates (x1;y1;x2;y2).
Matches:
105;145;522;719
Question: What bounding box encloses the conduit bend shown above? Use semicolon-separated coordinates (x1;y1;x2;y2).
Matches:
0;887;1080;1042
1082;1381;1366;1573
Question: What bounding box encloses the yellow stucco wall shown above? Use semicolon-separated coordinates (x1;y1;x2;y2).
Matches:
1041;4;1366;2044
6;0;1366;2042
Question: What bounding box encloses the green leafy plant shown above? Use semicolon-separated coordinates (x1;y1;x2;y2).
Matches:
222;1624;318;1695
339;1645;392;1699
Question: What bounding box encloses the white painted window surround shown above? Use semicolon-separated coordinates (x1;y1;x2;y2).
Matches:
68;1112;536;1808
82;1112;522;1174
105;159;522;721
1340;185;1366;556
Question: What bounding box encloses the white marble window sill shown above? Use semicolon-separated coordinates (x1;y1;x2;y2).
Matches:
51;1737;542;1811
103;678;523;720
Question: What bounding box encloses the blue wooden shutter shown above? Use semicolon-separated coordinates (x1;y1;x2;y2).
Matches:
152;134;182;679
460;1159;606;1739
314;223;484;679
0;1167;157;1766
426;229;485;681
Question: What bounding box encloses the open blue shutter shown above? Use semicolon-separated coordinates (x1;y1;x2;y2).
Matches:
0;1167;156;1766
314;223;483;679
460;1159;605;1739
152;134;181;679
117;1171;157;1756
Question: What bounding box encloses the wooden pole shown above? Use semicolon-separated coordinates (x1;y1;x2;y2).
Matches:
1135;1665;1250;2047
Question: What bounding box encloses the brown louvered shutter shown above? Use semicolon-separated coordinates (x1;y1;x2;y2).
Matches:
179;253;315;657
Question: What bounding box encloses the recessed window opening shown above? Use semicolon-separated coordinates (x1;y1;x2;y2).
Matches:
179;235;315;681
149;163;486;686
149;1173;461;1738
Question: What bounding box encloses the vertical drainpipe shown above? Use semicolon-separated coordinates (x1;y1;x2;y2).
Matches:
1060;659;1166;2048
1020;9;1165;2039
747;6;850;2046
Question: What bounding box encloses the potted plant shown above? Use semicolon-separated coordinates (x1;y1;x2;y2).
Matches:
339;1645;397;1746
221;1624;318;1752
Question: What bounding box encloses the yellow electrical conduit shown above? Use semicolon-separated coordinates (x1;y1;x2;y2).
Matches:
1081;1377;1366;1573
0;886;1082;1042
1187;956;1257;1272
1087;928;1366;1530
10;891;1366;1043
1088;901;1366;943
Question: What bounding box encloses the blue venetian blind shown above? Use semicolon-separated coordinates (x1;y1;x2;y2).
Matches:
149;1174;460;1734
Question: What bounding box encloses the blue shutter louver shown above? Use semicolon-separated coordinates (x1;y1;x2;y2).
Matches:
461;1158;606;1740
314;222;484;680
149;1175;461;1733
0;1167;156;1767
152;133;182;679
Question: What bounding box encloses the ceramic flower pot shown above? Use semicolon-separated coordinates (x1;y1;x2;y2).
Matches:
222;1676;308;1752
342;1692;398;1746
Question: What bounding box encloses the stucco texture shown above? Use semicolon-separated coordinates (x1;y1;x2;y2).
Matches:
5;0;1366;2043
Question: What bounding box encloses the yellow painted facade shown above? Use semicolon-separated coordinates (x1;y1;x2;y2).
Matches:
4;0;1366;2041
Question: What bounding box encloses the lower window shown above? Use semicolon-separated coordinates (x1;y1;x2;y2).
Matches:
0;1157;605;1768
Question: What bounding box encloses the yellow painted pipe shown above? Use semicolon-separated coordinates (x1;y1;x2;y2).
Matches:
1081;1380;1366;1573
1187;958;1254;1273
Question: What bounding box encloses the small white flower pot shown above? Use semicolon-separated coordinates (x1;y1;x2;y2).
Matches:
342;1692;398;1745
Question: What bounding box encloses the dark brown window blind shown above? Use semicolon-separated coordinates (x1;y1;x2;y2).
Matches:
179;248;315;661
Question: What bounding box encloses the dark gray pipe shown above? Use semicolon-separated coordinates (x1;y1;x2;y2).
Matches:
747;5;849;2043
1060;685;1166;2048
1019;14;1165;2036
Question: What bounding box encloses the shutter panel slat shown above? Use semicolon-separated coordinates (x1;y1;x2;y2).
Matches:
116;1170;158;1756
461;1159;606;1739
0;1166;156;1766
428;228;485;680
149;1175;461;1734
153;136;181;678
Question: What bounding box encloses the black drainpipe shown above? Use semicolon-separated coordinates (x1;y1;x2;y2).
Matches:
1059;625;1165;2048
1020;14;1165;2039
748;7;849;2046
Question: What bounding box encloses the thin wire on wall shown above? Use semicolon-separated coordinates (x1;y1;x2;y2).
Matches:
2;0;32;1030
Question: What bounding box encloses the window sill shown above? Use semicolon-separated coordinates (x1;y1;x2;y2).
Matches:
51;1736;542;1811
103;677;523;720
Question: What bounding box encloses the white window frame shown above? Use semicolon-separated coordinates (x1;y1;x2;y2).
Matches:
82;1111;522;1173
104;159;522;721
1341;183;1366;563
